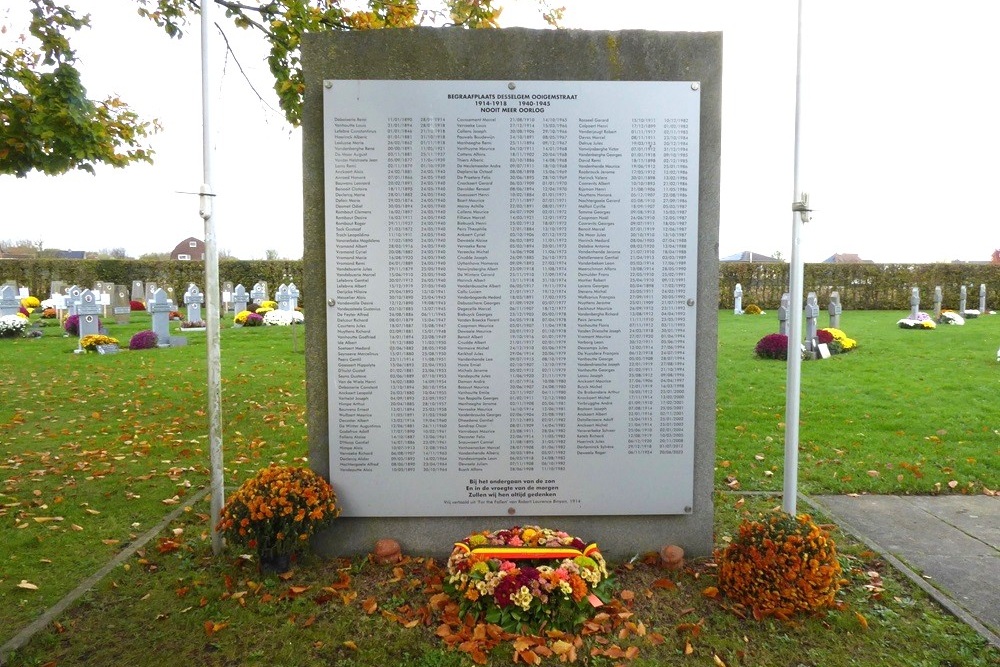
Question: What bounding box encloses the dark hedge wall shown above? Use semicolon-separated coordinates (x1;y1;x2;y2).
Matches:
719;262;1000;311
0;259;305;300
2;259;997;311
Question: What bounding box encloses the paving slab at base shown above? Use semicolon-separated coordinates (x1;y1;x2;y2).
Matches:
812;495;999;641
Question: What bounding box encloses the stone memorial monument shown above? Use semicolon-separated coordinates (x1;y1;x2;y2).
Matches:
77;289;102;339
164;285;177;308
733;283;743;315
50;281;66;299
804;292;819;352
66;285;83;316
934;286;943;320
828;291;842;329
131;280;144;303
777;292;789;336
302;28;721;558
113;285;131;325
960;285;967;314
233;284;248;315
144;283;159;308
149;288;173;346
250;282;266;305
183;284;205;323
910;287;920;319
0;285;19;316
276;284;291;312
288;282;300;311
980;283;987;313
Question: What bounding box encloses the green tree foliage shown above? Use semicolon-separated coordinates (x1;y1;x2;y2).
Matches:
1;0;157;177
3;0;564;178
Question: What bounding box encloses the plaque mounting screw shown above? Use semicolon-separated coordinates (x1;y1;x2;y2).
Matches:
507;507;516;515
690;82;700;91
685;506;692;513
324;81;332;89
508;82;516;90
328;298;336;307
687;298;695;306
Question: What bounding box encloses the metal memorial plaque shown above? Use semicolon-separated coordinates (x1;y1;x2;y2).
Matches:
323;80;700;517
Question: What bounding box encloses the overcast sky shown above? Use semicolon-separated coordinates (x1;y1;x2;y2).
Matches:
2;0;998;262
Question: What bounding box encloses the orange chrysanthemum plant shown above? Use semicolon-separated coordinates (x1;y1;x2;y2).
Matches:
217;465;340;565
716;512;842;620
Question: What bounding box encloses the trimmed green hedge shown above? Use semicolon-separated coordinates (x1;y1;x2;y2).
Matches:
720;262;1000;311
0;259;304;300
3;258;998;311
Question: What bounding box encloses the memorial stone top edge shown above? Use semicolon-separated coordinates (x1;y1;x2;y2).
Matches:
303;27;721;84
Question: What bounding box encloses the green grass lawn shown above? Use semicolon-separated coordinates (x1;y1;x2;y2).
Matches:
716;311;999;496
0;310;997;665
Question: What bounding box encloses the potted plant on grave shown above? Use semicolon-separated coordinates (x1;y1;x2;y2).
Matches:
129;330;159;350
715;512;841;620
234;310;264;327
217;464;341;572
80;334;120;352
0;314;29;338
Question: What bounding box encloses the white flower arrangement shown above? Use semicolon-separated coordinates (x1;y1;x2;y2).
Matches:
938;311;965;326
897;312;936;329
0;314;29;338
263;309;304;326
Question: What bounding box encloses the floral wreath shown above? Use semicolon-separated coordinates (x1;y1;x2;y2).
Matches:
445;526;614;634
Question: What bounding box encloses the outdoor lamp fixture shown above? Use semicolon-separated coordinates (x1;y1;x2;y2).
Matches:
792;192;813;223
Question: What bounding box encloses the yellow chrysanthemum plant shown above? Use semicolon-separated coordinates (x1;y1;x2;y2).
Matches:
445;526;615;634
217;465;341;567
80;334;119;352
715;513;843;620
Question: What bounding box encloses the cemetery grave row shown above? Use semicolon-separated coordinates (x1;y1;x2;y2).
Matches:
734;281;994;358
0;279;304;351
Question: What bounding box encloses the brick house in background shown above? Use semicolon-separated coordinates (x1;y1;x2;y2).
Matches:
171;237;205;261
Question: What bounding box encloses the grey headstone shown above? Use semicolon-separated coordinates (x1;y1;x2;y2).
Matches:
77;289;101;338
183;283;205;322
828;291;842;329
130;280;144;303
960;285;967;314
276;284;291;311
50;281;66;298
144;283;158;307
66;285;83;316
804;292;819;351
980;283;986;312
733;283;742;315
777;292;789;335
233;284;248;314
934;286;942;320
909;286;920;320
0;285;20;316
112;285;131;324
287;282;300;311
99;283;113;317
250;282;266;304
148;288;172;346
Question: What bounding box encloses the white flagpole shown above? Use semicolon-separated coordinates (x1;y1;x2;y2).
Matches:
201;0;225;554
784;0;810;516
